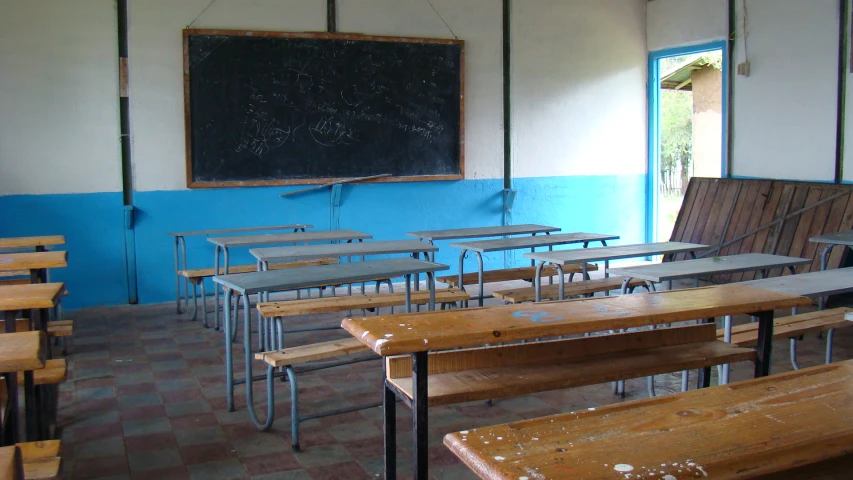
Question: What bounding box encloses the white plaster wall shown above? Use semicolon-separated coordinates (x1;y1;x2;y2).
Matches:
512;0;648;178
843;0;853;182
0;0;121;195
731;0;838;181
129;0;327;192
647;0;728;52
337;0;503;180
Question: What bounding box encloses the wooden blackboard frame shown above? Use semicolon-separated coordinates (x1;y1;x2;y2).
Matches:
183;29;465;188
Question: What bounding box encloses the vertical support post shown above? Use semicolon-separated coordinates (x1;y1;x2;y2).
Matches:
834;0;848;183
330;183;343;231
117;0;138;305
3;310;20;444
754;310;775;378
383;371;397;480
697;318;714;389
327;0;337;33
412;351;429;480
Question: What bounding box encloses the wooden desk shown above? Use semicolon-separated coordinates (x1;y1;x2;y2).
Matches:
449;233;619;306
167;223;311;314
208;229;370;329
610;253;811;292
251;240;438;266
214;257;448;413
809;229;853;309
0;252;67;285
0;237;65;251
407;224;560;243
342;284;810;480
0;332;45;446
445;360;853;480
0;446;23;480
524;242;709;301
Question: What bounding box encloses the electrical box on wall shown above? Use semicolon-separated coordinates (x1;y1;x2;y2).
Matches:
737;61;750;77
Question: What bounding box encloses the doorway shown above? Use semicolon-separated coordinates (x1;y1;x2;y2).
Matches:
647;41;728;242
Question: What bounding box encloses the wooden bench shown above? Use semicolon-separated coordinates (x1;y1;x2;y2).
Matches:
493;276;648;303
257;288;469;318
384;324;752;407
179;257;340;325
719;306;853;371
16;441;60;480
0;319;72;338
437;263;597;288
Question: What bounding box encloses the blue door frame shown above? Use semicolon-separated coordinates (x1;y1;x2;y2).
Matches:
647;41;729;242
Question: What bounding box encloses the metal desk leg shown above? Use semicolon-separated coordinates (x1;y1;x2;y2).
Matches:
24;371;36;441
174;236;182;313
534;261;545;302
754;311;775;378
404;275;412;313
3;310;20;444
475;252;484;307
383;376;397;480
818;244;835;310
214;246;222;330
721;315;732;384
412;351;429;480
696;318;715;389
457;249;468;308
224;288;235;412
180;236;188;315
556;264;565;300
427;272;436;311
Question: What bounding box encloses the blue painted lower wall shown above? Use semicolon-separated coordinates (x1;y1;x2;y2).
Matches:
0;174;646;310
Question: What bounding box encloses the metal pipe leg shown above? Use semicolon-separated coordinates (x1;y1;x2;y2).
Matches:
214;246;222;330
754;311;775;378
247;364;276;432
174;236;182;313
681;371;689;392
428;272;436;311
412;351;429;479
555;264;565;300
819;244;834;310
383;378;397;480
405;275;412;313
224;289;235;412
534;261;545;302
647;375;656;398
475;252;484;307
457;249;468;307
789;338;801;370
190;281;199;321
288;366;300;451
721;315;732;384
180;236;188;315
826;329;835;364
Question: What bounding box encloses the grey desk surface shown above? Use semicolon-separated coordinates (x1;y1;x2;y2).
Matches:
523;241;709;265
739;268;853;298
213;257;448;295
448;232;619;253
167;224;311;237
809;230;853;246
610;253;811;283
406;224;559;241
208;229;372;248
250;240;438;263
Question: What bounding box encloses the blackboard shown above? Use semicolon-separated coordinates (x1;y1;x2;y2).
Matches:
183;30;464;188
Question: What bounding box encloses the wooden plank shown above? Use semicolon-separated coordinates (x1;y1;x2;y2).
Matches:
0;331;45;372
690;179;724;247
21;457;60;480
406;224;560;241
17;359;66;386
279;174;392;197
0;446;23;480
0;252;67;273
492;277;647;303
16;441;60;461
257;289;468;317
738;182;788;281
728;181;773;282
179;258;339;278
444;360;853;480
386;324;717;378
768;184;811;278
389;340;754;406
740;268;853;298
0;237;65;250
255;337;373;366
448;233;619;253
707;183;741;253
207;229;373;248
437;265;594;287
667;177;699;246
720;181;758;257
800;188;836;273
342;284;811;356
0;283;65;311
826;193;853;270
677;179;712;255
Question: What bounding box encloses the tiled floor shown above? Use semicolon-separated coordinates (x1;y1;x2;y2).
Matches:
57;283;853;480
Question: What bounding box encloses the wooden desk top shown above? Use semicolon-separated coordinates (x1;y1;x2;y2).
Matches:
524;241;708;264
342;284;810;356
0;446;22;480
251;240;437;263
0;283;66;311
0;251;67;273
740;268;853;298
0;331;45;372
407;224;560;241
208;229;372;248
448;232;619;253
213;257;448;295
809;229;853;246
0;236;65;250
445;360;853;480
609;253;811;283
167;224;312;237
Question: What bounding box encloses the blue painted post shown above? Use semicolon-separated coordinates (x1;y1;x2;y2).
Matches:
123;205;139;304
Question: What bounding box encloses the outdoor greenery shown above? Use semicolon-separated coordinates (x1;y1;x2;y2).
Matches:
659;52;722;195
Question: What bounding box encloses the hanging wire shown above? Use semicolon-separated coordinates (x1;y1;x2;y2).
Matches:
188;0;218;28
427;0;459;39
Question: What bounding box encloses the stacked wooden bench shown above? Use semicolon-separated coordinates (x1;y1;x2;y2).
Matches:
16;441;61;480
179;257;340;326
719;306;853;371
493;275;647;303
252;288;469;450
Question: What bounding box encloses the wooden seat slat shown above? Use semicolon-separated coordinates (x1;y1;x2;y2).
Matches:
0;252;68;273
719;307;853;347
387;327;753;406
444;360;853;480
437;264;596;287
493;276;646;303
179;258;339;279
17;440;62;480
0;319;73;338
257;289;468;317
0;236;65;250
255;337;373;367
17;359;66;386
0;283;65;311
0;331;45;372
